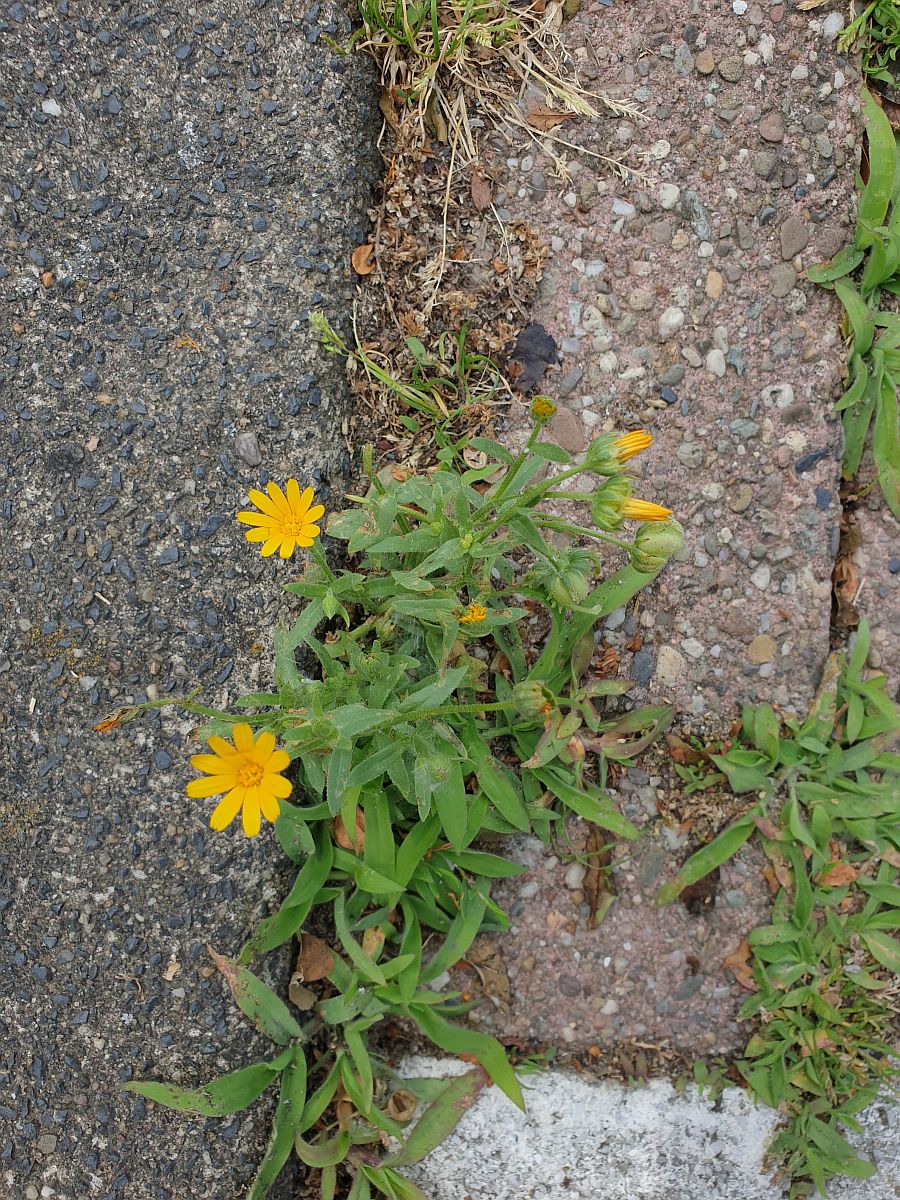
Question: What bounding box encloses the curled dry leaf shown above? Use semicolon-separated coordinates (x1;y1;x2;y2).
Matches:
296;933;335;982
386;1088;418;1123
334;807;366;853
722;938;758;992
162;956;180;981
352;243;376;275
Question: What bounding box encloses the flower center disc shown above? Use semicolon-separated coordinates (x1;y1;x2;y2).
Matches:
237;762;264;787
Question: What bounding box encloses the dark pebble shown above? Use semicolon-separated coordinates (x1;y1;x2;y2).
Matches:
660;386;678;405
795;447;829;474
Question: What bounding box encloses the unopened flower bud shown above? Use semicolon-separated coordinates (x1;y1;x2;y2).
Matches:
548;569;590;608
513;680;553;718
530;396;557;424
630;519;684;573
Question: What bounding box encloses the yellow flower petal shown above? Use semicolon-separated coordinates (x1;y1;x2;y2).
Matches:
305;504;325;523
254;731;276;760
296;528;319;547
242;791;262;837
186;774;232;799
247;488;283;518
207;735;240;759
237;511;278;527
210;787;245;831
297;486;315;515
622;498;672;521
286;478;302;509
259;791;281;824
266;772;292;799
245;527;274;543
232;723;254;753
265;749;291;773
190;753;239;776
278;538;296;559
267;482;291;515
261;537;281;556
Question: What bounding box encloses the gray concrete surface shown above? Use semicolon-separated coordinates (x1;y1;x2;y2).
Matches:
401;1058;900;1200
0;3;379;1197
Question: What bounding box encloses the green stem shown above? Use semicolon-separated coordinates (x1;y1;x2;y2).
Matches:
534;516;633;555
489;424;543;507
310;541;339;584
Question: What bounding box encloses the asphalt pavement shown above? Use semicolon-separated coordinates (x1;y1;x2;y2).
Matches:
0;3;379;1197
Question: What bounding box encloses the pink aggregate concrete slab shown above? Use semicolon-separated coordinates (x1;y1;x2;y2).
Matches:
465;816;770;1055
486;0;861;726
849;478;900;703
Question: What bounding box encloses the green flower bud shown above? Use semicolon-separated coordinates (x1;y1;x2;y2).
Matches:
548;569;590;608
630;519;684;573
590;476;631;531
512;680;553;718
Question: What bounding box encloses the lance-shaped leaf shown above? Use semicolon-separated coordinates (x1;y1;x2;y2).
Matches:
123;1048;292;1115
208;947;305;1045
656;814;757;906
246;1044;308;1200
383;1067;490;1167
406;1004;523;1110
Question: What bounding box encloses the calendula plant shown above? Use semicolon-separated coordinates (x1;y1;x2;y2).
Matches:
107;402;683;1199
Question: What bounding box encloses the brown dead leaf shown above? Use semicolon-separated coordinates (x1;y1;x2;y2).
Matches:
722;938;758;992
583;825;614;928
462;936;510;1004
334;807;365;853
525;103;575;133
764;844;794;893
492;257;509;275
818;861;859;888
378;90;400;135
665;735;705;766
288;975;316;1011
352;243;376;275
471;171;493;211
296;934;335;983
162;956;180;981
362;927;385;960
761;864;781;896
451;244;467;261
753;814;782;841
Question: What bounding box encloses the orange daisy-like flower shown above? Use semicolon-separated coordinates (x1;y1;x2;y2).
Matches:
186;723;292;837
459;602;488;625
621;498;672;522
237;480;325;558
